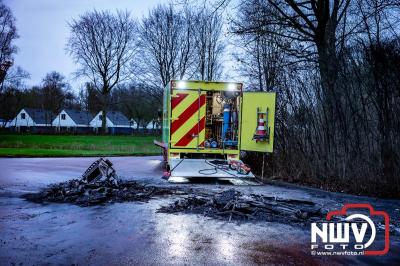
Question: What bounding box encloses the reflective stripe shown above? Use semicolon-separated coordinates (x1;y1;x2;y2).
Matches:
171;95;206;135
171;93;188;110
170;90;206;148
174;117;205;147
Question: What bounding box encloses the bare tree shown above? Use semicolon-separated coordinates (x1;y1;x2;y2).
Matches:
232;1;287;91
137;2;227;102
194;6;225;81
232;0;354;178
232;0;358;95
79;82;102;113
67;10;137;133
112;84;157;129
137;4;197;101
0;0;18;88
41;71;71;113
0;1;29;121
1;66;29;88
231;0;400;197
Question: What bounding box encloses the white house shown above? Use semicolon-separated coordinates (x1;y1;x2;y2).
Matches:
90;111;133;134
52;109;93;133
130;118;138;129
145;119;161;130
8;108;54;132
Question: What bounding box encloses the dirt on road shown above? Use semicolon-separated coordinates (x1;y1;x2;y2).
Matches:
0;156;399;265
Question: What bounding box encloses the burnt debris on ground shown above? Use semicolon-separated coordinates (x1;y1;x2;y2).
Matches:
158;189;325;224
23;157;184;206
23;157;325;224
23;178;183;206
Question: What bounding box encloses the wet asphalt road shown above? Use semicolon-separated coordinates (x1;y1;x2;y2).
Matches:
0;156;399;265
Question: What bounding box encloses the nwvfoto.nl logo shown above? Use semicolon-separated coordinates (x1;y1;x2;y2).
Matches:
310;204;390;256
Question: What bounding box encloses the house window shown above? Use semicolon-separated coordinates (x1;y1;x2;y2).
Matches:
21;113;25;119
99;115;102;120
61;114;66;120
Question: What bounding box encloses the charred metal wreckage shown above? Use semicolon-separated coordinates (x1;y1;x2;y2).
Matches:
24;158;179;206
24;158;325;225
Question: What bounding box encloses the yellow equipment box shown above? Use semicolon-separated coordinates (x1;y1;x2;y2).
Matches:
155;80;276;182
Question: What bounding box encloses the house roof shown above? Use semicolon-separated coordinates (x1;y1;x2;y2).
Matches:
24;108;55;124
64;109;93;125
146;119;161;129
106;111;130;126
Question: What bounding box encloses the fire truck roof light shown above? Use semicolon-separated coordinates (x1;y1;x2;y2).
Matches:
177;81;186;89
228;83;236;91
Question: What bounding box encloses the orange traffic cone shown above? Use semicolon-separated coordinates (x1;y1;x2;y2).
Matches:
253;110;268;141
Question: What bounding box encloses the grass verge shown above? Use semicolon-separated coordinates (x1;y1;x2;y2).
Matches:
0;134;161;157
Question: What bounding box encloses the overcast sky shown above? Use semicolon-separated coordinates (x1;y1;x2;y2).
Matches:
5;0;166;89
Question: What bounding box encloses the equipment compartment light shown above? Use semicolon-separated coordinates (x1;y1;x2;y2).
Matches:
228;83;236;91
177;81;186;89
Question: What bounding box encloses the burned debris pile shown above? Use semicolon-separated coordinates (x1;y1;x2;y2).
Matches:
23;158;325;224
158;189;325;223
23;178;180;206
23;158;182;206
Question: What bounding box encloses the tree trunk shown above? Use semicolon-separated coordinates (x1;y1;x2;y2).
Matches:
315;17;340;176
102;109;107;134
101;92;108;134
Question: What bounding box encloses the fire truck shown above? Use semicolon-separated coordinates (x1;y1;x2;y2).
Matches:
155;80;276;183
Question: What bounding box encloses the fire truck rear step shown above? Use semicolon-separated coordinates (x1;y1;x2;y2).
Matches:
168;158;258;185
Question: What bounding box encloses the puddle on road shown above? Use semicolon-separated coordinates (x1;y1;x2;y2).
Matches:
22;178;326;225
240;240;344;266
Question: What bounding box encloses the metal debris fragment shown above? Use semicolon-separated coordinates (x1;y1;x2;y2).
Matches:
81;158;119;186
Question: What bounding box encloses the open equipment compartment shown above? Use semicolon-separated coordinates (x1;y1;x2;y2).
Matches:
166;81;243;160
204;89;241;151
